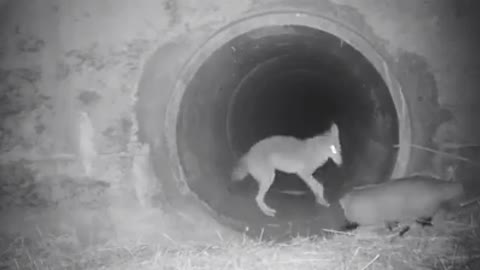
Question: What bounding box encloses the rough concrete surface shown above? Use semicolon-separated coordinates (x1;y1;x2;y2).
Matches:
1;0;480;250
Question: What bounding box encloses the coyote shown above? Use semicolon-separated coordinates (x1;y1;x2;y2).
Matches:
231;123;342;217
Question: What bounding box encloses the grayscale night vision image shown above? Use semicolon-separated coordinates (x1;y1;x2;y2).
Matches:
1;0;480;269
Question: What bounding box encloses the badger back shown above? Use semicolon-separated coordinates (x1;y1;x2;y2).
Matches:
386;176;464;211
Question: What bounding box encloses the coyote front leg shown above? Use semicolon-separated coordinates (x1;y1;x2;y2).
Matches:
298;172;329;207
251;170;277;217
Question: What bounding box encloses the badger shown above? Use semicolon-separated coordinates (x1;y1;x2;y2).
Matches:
338;175;464;236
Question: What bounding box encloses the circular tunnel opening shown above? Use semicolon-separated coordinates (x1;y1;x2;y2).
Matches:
176;23;404;240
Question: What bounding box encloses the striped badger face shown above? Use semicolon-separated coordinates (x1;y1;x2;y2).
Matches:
337;189;382;226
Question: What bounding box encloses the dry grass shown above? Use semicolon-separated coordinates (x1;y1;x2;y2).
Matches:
1;206;480;270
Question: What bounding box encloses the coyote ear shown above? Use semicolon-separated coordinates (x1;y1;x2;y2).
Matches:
330;123;338;134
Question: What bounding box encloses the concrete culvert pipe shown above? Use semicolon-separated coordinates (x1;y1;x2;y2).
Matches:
137;12;411;241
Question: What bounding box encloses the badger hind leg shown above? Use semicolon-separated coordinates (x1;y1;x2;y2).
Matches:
416;217;433;227
398;225;411;237
385;221;400;232
341;220;359;231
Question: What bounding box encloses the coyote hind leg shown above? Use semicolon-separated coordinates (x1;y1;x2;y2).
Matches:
251;168;277;217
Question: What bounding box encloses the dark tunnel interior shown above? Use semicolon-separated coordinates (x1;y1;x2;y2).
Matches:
177;25;400;240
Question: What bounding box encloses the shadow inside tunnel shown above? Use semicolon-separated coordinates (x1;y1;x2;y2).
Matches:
221;161;351;241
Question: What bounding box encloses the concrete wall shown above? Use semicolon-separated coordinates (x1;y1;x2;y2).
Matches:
1;0;479;249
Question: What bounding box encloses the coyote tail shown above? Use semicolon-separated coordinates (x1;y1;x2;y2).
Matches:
231;156;249;181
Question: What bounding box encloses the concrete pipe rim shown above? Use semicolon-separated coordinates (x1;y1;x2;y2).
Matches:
164;10;411;230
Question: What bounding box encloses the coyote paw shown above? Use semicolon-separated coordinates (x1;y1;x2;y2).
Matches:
260;206;277;217
316;197;330;207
